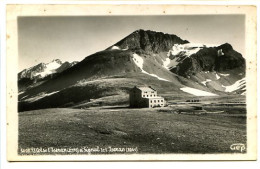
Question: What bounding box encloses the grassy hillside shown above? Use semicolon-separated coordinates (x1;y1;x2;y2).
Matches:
19;107;246;154
18;74;188;111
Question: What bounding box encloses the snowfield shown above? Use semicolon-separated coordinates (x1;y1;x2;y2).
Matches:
35;60;62;77
25;91;59;102
111;46;121;50
216;74;220;80
217;49;224;56
163;43;204;70
201;79;212;86
111;46;128;51
163;43;218;70
219;73;230;77
167;43;216;58
167;43;201;58
18;91;25;95
222;78;246;93
142;71;170;81
163;58;171;69
132;53;170;82
180;87;218;96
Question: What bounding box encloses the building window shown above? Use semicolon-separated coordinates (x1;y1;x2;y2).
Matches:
150;100;152;103
143;95;145;97
154;95;155;97
154;100;156;103
161;100;163;102
150;95;152;97
147;95;148;97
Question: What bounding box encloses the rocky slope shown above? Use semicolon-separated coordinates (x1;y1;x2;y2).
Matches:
170;43;245;77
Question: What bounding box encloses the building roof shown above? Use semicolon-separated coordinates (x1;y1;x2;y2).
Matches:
149;97;164;99
142;96;164;100
135;86;156;92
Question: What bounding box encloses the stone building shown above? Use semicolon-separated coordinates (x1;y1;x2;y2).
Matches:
129;86;165;108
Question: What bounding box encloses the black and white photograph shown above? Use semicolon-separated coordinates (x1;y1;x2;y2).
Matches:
6;4;257;161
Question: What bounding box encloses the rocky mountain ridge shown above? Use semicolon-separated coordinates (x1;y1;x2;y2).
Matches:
18;59;78;80
108;29;189;53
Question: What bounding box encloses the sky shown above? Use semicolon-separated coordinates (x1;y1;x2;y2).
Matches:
18;15;245;71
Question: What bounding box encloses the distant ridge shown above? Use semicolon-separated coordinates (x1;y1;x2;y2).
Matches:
18;59;78;80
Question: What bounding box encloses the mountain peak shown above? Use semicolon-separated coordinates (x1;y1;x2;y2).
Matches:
18;59;79;80
134;29;145;33
109;29;189;53
133;29;169;35
51;59;62;64
217;43;233;52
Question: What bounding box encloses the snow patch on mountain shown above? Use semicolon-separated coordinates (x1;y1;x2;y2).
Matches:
217;49;224;56
111;46;121;50
163;43;219;70
21;95;28;100
216;74;220;80
132;53;170;82
167;43;217;57
201;79;212;86
167;43;201;58
19;91;25;95
143;71;170;81
132;53;144;70
18;59;79;80
222;78;245;92
35;60;61;77
122;47;128;51
163;58;171;69
70;61;78;67
110;46;128;51
219;73;230;77
24;91;59;102
180;87;218;96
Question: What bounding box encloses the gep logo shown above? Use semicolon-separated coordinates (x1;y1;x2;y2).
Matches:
230;143;246;153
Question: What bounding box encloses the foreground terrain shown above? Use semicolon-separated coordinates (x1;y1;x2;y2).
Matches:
19;104;246;154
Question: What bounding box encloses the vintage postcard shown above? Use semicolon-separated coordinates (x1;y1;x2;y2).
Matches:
6;4;257;161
